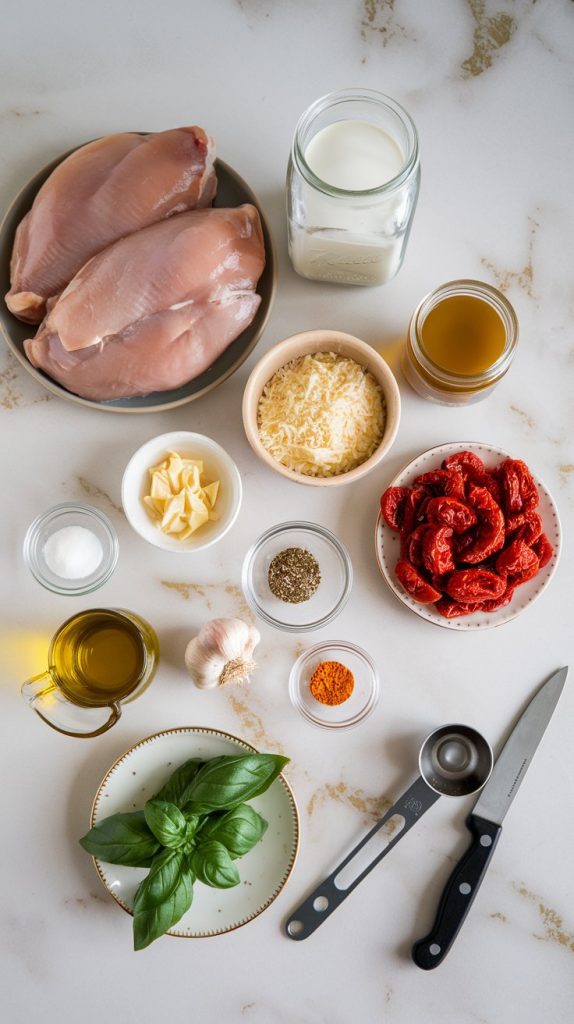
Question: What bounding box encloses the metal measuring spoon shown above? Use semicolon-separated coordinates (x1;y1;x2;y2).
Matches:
285;724;493;940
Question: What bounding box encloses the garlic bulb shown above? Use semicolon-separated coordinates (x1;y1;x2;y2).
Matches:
184;618;261;690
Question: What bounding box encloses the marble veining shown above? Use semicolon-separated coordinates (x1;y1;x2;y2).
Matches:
481;214;538;299
0;350;52;409
74;476;123;515
509;404;536;432
307;780;392;824
160;578;255;622
226;692;286;755
361;0;412;48
514;882;574;954
461;0;518;78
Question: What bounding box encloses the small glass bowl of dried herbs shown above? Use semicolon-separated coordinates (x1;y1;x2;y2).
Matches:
241;522;352;632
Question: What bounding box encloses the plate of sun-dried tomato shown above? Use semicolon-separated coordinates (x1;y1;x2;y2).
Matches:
375;442;561;630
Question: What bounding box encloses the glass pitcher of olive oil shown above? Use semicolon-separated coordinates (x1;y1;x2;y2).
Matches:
21;609;159;737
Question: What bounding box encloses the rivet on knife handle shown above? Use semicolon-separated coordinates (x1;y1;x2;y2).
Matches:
412;814;502;970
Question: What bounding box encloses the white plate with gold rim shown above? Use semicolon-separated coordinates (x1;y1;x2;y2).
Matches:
375;442;561;631
89;728;299;938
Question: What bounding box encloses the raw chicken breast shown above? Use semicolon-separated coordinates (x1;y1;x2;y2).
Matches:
24;205;265;401
6;127;216;323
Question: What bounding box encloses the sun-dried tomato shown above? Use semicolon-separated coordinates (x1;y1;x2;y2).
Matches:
402;524;431;567
400;487;430;537
381;450;546;619
516;511;543;546
511;554;540;586
413;470;448;492
395;559;442;604
459;486;505;563
532;533;553;568
422;526;455;575
480;473;502;506
380;486;411;531
480;585;516;612
499;459;538;515
505;511;527;535
443;451;486;477
453;528;477;558
426;496;477;534
446;568;506;603
414;469;465;500
430;573;449;594
435;597;480;618
496;538;538;580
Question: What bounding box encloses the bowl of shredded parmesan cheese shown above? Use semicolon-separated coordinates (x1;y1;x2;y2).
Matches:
242;331;401;485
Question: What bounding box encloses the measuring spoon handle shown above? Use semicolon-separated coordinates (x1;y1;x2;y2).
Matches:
285;776;440;940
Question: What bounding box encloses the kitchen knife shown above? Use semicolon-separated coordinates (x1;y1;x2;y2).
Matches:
412;666;568;970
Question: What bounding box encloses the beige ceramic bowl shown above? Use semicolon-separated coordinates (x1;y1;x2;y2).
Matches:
242;330;401;487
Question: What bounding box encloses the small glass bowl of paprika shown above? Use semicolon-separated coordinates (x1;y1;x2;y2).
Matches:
289;640;380;729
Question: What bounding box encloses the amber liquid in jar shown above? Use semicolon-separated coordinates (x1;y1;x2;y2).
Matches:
420;295;506;376
404;280;519;405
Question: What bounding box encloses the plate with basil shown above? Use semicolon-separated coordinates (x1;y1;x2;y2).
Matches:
80;728;299;948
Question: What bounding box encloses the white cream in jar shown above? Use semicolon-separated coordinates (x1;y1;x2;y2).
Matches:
304;120;404;192
287;90;420;286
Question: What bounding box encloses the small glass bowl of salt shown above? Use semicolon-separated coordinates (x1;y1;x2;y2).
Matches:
23;503;119;595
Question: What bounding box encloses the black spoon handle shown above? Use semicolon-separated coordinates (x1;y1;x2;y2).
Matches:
285;776;440;941
412;814;502;969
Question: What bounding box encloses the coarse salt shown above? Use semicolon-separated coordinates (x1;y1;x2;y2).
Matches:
43;525;104;580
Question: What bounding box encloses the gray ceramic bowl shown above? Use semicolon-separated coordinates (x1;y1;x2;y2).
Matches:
0;147;276;413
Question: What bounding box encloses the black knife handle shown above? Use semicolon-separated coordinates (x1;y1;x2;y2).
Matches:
412;815;502;970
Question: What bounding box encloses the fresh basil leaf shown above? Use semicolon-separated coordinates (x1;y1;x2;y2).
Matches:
144;800;187;849
197;803;268;859
153;759;204;808
191;840;240;889
133;848;185;911
133;857;193;951
184;813;201;837
183;754;289;813
79;811;160;867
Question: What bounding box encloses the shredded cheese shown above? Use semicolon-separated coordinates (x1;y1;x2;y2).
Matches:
257;352;386;477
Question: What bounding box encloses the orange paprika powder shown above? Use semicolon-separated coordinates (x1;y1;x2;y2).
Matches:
309;660;354;706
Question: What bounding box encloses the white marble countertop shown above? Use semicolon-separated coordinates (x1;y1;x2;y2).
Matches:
1;1;573;1021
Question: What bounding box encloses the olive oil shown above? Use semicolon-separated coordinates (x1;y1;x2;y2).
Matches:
420;294;507;377
50;609;148;706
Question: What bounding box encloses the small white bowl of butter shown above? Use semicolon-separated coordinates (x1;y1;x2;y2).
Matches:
121;432;242;553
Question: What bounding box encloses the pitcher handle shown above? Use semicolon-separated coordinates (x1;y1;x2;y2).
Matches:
21;672;122;738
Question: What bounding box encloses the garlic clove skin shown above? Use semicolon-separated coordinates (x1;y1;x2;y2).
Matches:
184;617;261;690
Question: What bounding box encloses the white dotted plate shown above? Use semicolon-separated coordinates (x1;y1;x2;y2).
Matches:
90;728;299;938
374;442;562;631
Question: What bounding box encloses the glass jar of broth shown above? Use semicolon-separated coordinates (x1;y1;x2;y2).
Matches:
287;89;420;286
403;280;519;405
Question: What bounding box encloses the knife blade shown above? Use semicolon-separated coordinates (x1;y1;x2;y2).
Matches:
412;666;568;970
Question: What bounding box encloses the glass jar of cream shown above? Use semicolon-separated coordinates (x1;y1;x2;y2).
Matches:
287;89;420;286
403;280;519;405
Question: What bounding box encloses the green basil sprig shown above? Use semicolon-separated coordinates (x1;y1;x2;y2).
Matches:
182;754;289;813
79;811;160;867
144;800;188;849
197;803;267;859
153;759;204;808
79;752;289;950
191;841;240;889
133;849;194;951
